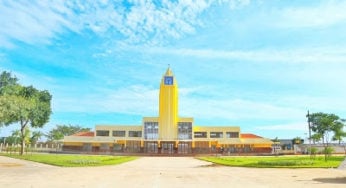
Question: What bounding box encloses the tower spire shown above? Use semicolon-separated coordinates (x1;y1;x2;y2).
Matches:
165;64;173;76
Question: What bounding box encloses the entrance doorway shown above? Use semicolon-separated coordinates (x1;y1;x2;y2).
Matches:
160;142;175;154
178;142;192;154
144;141;158;153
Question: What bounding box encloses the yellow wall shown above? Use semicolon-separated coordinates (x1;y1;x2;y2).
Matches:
158;68;179;140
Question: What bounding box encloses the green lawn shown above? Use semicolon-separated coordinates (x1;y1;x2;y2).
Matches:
198;155;345;168
1;153;137;167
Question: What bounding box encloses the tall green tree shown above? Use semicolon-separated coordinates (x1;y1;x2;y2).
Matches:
46;124;91;141
309;112;346;161
0;71;52;155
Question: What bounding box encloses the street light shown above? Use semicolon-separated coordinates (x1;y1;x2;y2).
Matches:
306;110;312;155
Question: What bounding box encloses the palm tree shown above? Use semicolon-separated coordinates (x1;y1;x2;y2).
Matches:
11;130;21;145
31;131;43;145
293;136;302;144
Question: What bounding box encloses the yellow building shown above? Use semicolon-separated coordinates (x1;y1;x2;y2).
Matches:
63;67;273;154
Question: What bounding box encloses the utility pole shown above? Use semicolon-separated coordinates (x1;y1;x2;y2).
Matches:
306;110;312;155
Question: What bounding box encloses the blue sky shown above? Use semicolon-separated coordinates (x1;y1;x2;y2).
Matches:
1;0;346;140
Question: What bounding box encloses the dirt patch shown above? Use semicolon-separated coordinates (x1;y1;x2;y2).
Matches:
0;162;24;167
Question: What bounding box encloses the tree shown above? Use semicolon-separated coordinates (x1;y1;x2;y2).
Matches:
31;130;43;144
332;121;346;144
0;71;18;92
309;112;346;161
46;124;91;142
293;136;302;144
0;71;52;155
310;133;322;144
2;128;41;146
4;130;21;145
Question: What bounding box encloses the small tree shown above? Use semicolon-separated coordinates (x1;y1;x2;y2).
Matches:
6;130;21;145
0;71;52;155
293;136;302;144
308;147;318;159
332;121;346;144
309;112;346;161
322;147;334;158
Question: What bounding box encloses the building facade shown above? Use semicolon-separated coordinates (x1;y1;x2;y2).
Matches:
63;67;273;154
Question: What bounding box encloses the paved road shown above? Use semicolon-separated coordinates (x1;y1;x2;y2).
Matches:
1;156;346;188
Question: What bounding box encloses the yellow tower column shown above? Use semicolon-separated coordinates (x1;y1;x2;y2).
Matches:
158;67;178;140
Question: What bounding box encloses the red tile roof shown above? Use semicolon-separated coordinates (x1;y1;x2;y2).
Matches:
71;132;94;137
241;133;262;139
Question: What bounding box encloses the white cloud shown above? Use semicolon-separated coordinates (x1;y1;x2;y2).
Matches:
1;0;210;47
254;122;307;131
227;0;251;10
0;1;77;47
143;46;346;63
180;96;305;121
52;85;159;116
0;0;253;48
278;1;346;28
101;85;159;115
51;83;307;123
278;95;346;115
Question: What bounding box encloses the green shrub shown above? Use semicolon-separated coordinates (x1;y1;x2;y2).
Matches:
308;147;318;159
323;147;334;158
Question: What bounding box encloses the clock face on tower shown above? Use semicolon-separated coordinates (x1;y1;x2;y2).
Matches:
164;76;173;85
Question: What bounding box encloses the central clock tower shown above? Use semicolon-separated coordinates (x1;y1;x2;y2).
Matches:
158;67;178;140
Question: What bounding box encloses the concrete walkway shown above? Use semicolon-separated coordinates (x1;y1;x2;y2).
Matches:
338;158;346;170
1;156;346;188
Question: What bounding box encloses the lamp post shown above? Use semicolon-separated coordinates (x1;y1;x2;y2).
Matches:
306;110;312;155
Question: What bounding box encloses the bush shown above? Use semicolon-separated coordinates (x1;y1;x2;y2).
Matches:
308;147;318;159
323;147;334;158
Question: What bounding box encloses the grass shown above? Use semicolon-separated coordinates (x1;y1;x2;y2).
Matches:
1;153;137;167
198;155;345;168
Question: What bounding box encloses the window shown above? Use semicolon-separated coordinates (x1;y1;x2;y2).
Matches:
113;130;126;137
210;132;223;138
82;143;92;151
129;131;142;137
178;122;192;140
226;132;239;138
96;130;109;136
100;143;110;150
144;122;158;140
194;132;207;138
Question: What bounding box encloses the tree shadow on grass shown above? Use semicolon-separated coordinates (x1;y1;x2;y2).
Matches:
313;177;346;184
